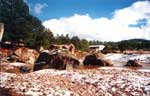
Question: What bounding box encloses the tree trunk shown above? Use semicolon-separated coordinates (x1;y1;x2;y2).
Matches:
0;23;4;42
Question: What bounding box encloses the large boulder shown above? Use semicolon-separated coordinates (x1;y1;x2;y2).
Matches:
14;47;39;65
83;54;112;66
125;60;142;67
34;50;79;71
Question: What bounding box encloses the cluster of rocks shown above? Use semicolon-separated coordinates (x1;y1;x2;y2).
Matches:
0;44;114;73
0;47;39;73
34;50;79;71
1;43;147;74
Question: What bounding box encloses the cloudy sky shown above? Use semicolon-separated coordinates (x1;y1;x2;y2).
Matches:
25;0;150;41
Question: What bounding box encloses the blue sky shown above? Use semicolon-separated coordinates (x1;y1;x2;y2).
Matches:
25;0;150;41
26;0;143;21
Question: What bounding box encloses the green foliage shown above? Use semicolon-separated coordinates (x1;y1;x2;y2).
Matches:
90;39;150;51
34;29;54;49
0;0;44;47
54;34;71;44
117;39;150;51
71;36;81;50
80;39;89;51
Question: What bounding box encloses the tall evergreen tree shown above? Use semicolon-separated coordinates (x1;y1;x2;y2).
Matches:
34;29;54;49
80;39;89;51
0;0;44;47
71;36;81;50
54;34;71;44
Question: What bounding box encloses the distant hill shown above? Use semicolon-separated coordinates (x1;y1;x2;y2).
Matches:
90;39;150;51
117;39;150;51
118;39;150;43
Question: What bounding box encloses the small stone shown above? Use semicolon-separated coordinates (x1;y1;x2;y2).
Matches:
112;87;116;92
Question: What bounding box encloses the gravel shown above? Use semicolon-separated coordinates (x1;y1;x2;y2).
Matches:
0;68;150;96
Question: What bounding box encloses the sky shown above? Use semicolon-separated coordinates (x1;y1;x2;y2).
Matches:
25;0;150;41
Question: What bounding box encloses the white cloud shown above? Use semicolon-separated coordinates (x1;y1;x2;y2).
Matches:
43;1;150;41
34;3;48;14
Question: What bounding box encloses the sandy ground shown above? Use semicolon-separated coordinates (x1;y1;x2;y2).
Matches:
0;67;150;96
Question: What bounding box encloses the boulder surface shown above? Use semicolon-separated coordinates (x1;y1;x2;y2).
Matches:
125;60;142;67
34;50;79;71
83;54;112;66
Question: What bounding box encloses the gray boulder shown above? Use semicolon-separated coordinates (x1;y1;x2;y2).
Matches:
125;60;142;67
83;54;112;66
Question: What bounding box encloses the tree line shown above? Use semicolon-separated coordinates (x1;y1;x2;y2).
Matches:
89;39;150;51
0;0;149;51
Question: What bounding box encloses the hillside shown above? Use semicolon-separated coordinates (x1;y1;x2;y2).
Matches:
117;39;150;51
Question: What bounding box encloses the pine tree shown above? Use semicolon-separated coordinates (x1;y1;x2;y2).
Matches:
0;0;44;47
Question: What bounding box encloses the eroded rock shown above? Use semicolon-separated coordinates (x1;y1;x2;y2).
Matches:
34;50;79;71
14;47;39;65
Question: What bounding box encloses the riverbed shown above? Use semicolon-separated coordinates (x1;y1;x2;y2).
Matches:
105;53;150;69
77;53;150;70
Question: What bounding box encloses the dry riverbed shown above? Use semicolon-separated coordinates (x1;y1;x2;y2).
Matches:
0;67;150;96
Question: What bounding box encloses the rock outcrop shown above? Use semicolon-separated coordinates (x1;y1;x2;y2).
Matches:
34;50;79;71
